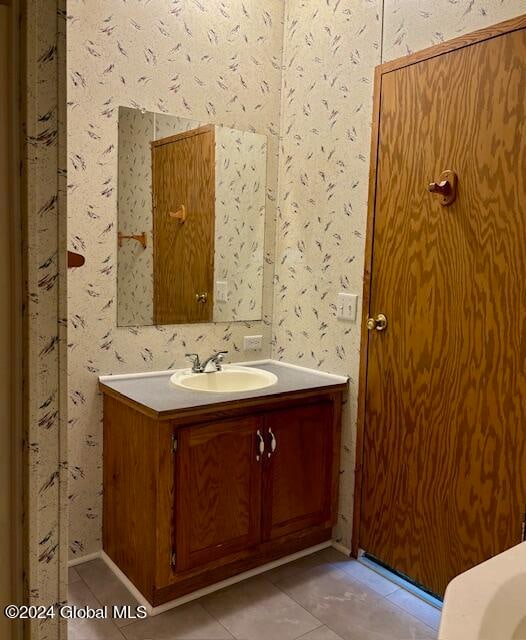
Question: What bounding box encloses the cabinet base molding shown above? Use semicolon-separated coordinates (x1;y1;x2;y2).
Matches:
68;551;103;568
96;541;332;616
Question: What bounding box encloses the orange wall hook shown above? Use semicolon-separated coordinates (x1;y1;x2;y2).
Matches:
428;170;457;206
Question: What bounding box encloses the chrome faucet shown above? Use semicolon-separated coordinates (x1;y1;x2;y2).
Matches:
185;351;228;374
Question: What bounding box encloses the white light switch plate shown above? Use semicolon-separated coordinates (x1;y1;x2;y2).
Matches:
337;293;358;322
243;335;263;351
216;281;228;303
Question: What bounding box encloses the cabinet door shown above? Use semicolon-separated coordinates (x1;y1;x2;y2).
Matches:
262;402;336;541
175;416;262;571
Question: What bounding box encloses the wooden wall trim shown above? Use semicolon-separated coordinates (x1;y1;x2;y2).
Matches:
351;13;526;558
351;65;382;558
0;4;13;637
7;1;24;637
379;13;526;75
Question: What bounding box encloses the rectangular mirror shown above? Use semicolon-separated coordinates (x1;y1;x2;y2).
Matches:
117;106;267;326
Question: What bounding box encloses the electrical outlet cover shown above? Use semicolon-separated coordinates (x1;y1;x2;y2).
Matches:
243;335;263;351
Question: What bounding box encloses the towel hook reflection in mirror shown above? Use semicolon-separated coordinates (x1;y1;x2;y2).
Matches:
169;204;187;223
118;232;147;249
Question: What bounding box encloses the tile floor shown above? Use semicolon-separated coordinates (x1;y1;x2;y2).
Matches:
68;548;441;640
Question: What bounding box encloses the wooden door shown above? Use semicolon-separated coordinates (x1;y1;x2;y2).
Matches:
175;416;262;571
262;403;335;541
152;125;215;324
358;19;526;597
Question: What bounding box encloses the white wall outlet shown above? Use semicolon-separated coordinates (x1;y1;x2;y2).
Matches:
337;293;358;322
216;280;228;303
243;335;263;351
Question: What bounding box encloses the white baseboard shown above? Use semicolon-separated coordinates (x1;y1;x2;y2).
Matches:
331;541;351;556
68;551;101;567
100;551;155;615
69;541;333;617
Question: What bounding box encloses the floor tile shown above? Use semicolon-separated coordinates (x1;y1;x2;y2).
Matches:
317;548;353;563
297;626;345;640
76;560;140;628
121;602;233;640
387;589;441;631
69;550;439;640
332;560;399;597
201;576;321;640
69;566;83;584
277;565;436;640
262;548;346;585
68;580;125;640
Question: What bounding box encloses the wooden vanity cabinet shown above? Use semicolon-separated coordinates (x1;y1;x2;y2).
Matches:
102;388;344;606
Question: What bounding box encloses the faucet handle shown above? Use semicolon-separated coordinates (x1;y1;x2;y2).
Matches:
185;353;201;371
208;350;228;372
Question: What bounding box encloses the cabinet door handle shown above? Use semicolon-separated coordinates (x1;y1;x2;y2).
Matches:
256;430;265;462
268;428;277;458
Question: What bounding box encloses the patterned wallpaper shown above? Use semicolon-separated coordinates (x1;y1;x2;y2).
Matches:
382;0;526;61
117;108;154;326
154;112;197;139
214;126;267;322
67;0;284;559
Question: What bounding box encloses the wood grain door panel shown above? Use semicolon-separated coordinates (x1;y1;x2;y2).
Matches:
152;126;215;324
175;416;262;571
263;403;334;541
360;27;526;596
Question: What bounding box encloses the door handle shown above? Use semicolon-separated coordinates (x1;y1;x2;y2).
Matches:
256;430;265;462
195;292;208;304
267;428;277;458
366;313;388;332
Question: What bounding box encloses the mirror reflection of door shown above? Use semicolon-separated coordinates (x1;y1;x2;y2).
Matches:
117;107;267;327
152;125;215;324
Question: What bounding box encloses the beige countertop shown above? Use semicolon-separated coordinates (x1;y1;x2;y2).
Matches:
99;360;348;418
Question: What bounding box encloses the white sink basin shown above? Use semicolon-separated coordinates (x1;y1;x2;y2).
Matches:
170;365;278;393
